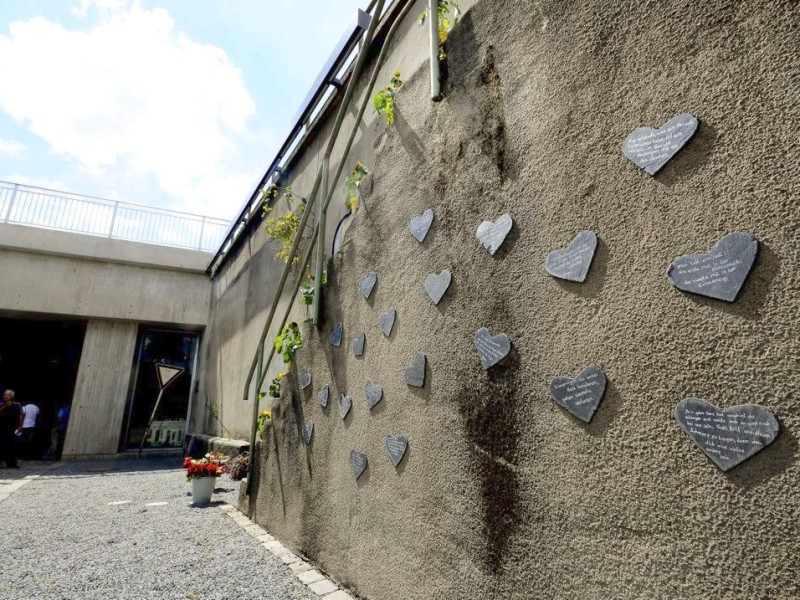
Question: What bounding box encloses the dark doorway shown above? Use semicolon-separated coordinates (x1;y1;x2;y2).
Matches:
0;315;87;458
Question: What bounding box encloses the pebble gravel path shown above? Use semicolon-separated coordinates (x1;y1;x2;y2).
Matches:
0;457;318;600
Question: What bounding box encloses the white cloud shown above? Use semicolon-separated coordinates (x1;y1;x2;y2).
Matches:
2;174;67;191
0;138;26;156
0;1;259;219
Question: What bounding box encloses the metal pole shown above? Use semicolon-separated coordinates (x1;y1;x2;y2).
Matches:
198;216;207;251
139;388;165;458
313;157;329;324
4;183;19;223
429;0;442;101
108;201;119;238
247;342;264;470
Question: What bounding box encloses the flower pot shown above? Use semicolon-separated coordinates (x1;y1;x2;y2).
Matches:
191;476;217;504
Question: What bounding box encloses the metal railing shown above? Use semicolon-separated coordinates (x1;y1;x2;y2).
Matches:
0;180;230;252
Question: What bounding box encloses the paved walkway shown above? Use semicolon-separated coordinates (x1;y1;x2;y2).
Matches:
0;457;350;600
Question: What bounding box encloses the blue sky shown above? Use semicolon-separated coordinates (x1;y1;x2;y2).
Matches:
0;0;365;219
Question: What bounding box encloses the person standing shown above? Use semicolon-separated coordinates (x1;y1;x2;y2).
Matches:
45;403;70;461
21;401;40;459
0;389;23;468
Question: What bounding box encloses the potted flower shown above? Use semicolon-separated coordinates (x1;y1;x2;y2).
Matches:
183;452;228;504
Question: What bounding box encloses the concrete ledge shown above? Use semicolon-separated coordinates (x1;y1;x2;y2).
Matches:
184;433;249;458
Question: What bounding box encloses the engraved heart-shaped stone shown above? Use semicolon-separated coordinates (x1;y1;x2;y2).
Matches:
404;352;426;388
474;327;511;370
360;272;377;299
299;368;311;389
409;209;434;242
330;322;343;347
476;213;513;255
352;332;365;357
318;385;329;408
424;270;451;305
385;434;408;468
365;379;383;409
622;113;699;175
549;365;607;423
350;450;368;479
339;394;352;419
667;232;758;302
545;231;598;283
302;423;314;445
378;309;396;337
675;398;779;471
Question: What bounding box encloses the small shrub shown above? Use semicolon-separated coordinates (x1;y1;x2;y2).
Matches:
373;72;404;126
226;452;249;481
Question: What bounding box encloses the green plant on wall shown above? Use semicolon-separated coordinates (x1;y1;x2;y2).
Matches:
299;269;326;307
372;72;404;126
261;185;307;267
419;0;461;59
274;322;302;364
343;161;369;211
268;372;285;398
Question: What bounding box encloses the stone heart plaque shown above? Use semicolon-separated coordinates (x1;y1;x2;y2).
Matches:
365;379;383;409
549;365;607;423
622;113;699;175
404;352;426;387
667;232;758;302
353;332;365;357
301;423;314;445
675;398;780;471
385;434;408;468
424;270;452;305
350;450;368;479
409;208;434;242
339;394;352;419
476;213;513;255
545;231;598;283
360;272;377;299
299;368;311;389
474;327;511;370
318;384;329;408
330;322;343;347
378;309;396;337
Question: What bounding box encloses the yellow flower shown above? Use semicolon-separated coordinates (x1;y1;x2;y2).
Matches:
261;410;269;417
275;372;283;381
393;70;401;77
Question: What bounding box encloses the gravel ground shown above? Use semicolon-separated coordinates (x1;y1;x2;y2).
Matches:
0;457;317;600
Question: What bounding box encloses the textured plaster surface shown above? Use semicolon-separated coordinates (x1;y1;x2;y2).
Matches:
222;0;799;598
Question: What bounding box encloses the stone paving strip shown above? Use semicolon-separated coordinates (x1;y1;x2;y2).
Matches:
0;474;41;503
221;503;356;599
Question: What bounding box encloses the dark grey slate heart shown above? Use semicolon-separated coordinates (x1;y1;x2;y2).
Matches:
352;332;365;357
339;394;352;419
385;434;408;468
378;309;396;337
474;327;511;370
622;113;699;175
476;213;513;255
301;423;314;445
365;379;383;409
409;209;434;242
404;352;426;388
359;272;377;299
675;398;779;471
549;365;607;423
350;450;368;479
329;322;343;347
424;270;452;305
545;231;598;283
299;368;311;389
318;385;329;408
667;232;758;302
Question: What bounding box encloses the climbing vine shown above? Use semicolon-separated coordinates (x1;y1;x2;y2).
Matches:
419;0;461;59
274;322;302;364
261;185;307;267
372;72;404;126
343;160;369;211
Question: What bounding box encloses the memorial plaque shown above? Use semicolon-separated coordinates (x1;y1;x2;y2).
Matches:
549;365;607;423
318;384;330;408
365;379;383;409
353;332;365;357
378;309;396;337
545;230;598;283
675;398;780;471
330;322;343;347
474;327;511;370
339;394;352;419
404;352;426;388
360;272;377;299
302;423;314;445
350;450;368;479
476;213;513;255
424;270;452;305
667;232;758;302
622;113;699;175
385;434;408;468
409;209;434;242
299;367;311;389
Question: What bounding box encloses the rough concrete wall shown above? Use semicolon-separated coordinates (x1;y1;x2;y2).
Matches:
241;0;800;598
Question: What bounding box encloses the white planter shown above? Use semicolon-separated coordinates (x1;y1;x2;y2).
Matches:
191;476;217;504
